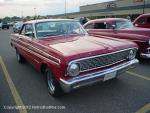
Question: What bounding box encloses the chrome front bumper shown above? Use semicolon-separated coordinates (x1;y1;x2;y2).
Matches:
140;53;150;58
141;47;150;58
59;59;139;93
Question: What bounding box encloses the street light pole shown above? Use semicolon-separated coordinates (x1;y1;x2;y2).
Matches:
143;0;145;14
21;10;24;20
65;0;67;18
34;8;37;20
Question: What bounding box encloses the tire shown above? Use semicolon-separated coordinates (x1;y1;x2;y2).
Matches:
45;68;64;97
16;50;24;63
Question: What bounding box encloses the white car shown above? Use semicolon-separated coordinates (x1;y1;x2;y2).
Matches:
13;22;23;33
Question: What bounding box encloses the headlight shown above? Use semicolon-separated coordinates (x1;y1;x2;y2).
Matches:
128;50;136;60
67;63;80;76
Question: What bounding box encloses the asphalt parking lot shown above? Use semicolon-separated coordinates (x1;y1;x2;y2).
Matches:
0;28;150;113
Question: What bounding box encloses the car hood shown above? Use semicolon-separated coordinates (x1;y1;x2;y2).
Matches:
38;35;136;58
121;27;150;37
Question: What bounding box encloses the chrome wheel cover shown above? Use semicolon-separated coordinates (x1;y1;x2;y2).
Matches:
47;71;55;94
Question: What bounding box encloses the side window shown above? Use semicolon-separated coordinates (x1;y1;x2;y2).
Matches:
106;23;113;29
94;23;106;29
20;24;34;38
85;23;93;29
138;18;146;24
147;17;150;24
25;24;34;38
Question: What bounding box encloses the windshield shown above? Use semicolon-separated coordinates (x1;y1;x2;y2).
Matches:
115;20;134;29
35;21;86;38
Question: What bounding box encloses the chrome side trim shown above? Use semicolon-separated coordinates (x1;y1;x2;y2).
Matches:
12;41;60;65
27;43;61;63
131;40;148;42
60;59;139;92
12;38;61;63
92;35;148;43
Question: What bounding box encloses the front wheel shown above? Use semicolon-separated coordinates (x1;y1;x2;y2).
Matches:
16;50;24;63
45;68;64;97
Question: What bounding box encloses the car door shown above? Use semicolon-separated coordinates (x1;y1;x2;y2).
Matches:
85;22;116;38
145;16;150;28
22;24;45;70
19;24;38;64
17;24;30;59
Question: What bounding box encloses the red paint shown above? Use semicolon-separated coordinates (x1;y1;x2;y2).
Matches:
84;18;150;56
133;13;150;28
11;21;137;81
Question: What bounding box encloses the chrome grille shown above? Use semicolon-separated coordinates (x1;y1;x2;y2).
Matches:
76;48;136;72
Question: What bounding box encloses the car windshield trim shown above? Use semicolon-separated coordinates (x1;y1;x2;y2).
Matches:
35;21;87;39
38;33;86;39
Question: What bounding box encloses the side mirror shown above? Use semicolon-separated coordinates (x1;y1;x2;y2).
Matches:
112;25;116;29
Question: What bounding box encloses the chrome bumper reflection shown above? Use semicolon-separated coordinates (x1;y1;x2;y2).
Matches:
59;59;139;93
140;53;150;58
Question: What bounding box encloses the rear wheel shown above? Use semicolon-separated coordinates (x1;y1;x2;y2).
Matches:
45;68;64;97
16;50;24;63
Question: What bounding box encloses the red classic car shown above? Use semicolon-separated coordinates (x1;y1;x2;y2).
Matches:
133;13;150;29
83;18;150;59
11;19;138;97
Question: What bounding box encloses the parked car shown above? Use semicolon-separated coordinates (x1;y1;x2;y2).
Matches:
74;17;89;25
11;19;138;97
2;22;9;29
133;13;150;28
83;18;150;59
0;22;2;29
8;22;14;27
13;22;23;33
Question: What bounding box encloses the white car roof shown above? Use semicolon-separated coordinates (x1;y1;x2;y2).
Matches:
24;19;77;24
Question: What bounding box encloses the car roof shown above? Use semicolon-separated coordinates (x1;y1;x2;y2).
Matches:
89;18;128;23
137;13;150;18
140;13;150;16
24;19;77;24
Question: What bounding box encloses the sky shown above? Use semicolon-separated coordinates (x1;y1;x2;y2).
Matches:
0;0;113;18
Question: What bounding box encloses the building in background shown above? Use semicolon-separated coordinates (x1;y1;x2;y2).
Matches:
51;0;150;20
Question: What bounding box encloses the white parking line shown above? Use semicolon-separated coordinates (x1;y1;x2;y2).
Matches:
135;103;150;113
0;56;28;113
126;71;150;81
